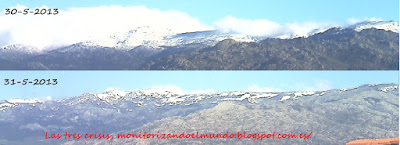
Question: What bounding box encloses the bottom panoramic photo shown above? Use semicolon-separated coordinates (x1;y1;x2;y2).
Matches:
0;71;398;145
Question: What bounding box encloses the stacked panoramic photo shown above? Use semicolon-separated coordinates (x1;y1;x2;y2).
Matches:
0;0;398;145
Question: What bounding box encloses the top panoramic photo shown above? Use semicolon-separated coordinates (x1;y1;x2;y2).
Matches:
1;0;399;70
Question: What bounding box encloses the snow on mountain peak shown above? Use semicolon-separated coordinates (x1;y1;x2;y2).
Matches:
84;26;178;49
1;20;398;52
171;30;264;45
80;25;267;50
94;88;130;103
349;20;399;33
0;99;44;110
0;84;397;111
137;87;186;96
105;88;129;96
1;44;42;53
7;99;44;104
80;20;400;49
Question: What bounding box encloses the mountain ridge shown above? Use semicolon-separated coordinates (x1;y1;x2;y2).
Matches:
2;20;398;52
1;83;397;110
0;83;397;145
0;20;398;70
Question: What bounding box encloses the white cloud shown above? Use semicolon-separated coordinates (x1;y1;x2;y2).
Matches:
0;5;385;51
214;16;284;36
214;16;338;37
346;17;384;25
31;96;52;101
284;22;335;37
0;5;211;50
347;18;363;25
43;96;52;101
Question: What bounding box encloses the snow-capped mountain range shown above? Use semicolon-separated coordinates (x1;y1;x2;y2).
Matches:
1;20;398;53
1;84;397;111
350;20;399;32
80;27;264;50
0;84;397;145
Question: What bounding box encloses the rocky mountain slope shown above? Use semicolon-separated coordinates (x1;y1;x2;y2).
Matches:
0;84;398;145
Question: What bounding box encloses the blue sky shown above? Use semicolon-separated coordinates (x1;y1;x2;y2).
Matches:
0;71;397;100
3;0;399;25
